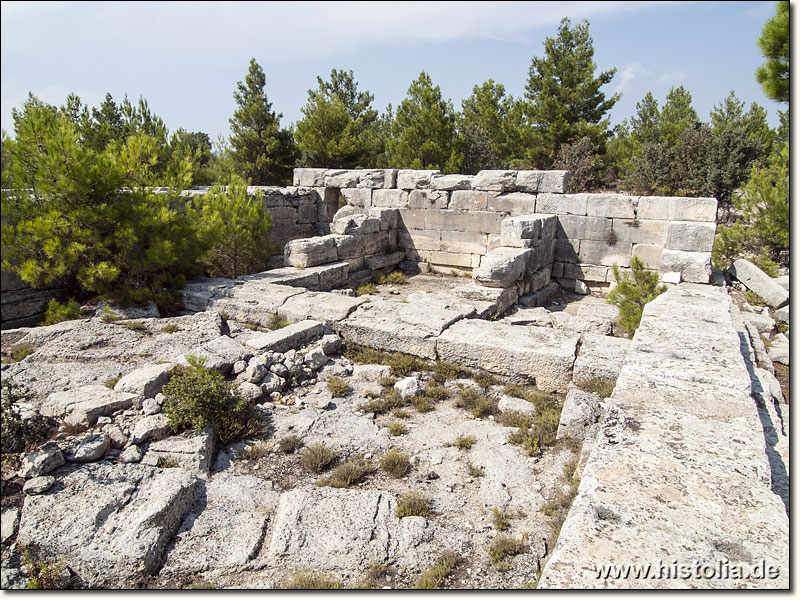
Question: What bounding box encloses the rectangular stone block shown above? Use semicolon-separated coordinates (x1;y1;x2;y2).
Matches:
539;170;569;193
396;169;440;189
284;235;339;268
638;196;717;222
293;168;327;187
585;194;636;219
562;263;610;282
660;249;712;284
356;169;397;189
666;221;717;252
556;215;613;241
298;203;317;224
396;208;426;230
471;170;517;191
340;188;372;208
578;240;633;267
323;170;361;188
440;231;488;255
729;259;789;308
408;189;449;209
474;247;532;288
371;189;409;208
531;266;551;292
488;192;536;215
449;190;489;211
554;239;580;263
365;251;406;271
536;193;588;216
631;243;662;269
551;262;564;278
515;171;543;193
501;214;542;242
367;207;400;231
423;250;474;268
362;231;394;255
612;218;666;244
429;174;474;190
399;231;442;252
436;319;577;392
333;235;364;261
245;320;325;353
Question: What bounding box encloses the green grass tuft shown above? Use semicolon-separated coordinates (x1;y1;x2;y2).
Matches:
380;447;411;478
300;442;336;473
396;491;431;518
414;551;461;589
317;459;373;488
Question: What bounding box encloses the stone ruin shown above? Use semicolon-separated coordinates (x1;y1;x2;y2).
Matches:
0;169;788;589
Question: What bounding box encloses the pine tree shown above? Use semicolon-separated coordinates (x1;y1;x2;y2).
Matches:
629;92;661;146
658;86;698;147
755;1;789;103
460;80;522;167
385;71;462;172
295;69;383;168
229;58;297;185
524;17;618;167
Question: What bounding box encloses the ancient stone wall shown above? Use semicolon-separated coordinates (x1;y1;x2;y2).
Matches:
294;168;718;289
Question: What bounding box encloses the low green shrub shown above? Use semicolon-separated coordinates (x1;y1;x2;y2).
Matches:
453;434;477;450
42;299;81;326
161;358;264;445
327;376;351;397
411;396;434;413
1;379;56;455
267;313;290;330
577;377;615;399
380;448;411;478
103;375;121;390
7;342;35;363
607;256;667;337
375;270;408;285
279;571;343;589
160;324;180;334
456;387;497;418
433;360;461;380
300;442;336;473
491;507;511;531
355;282;378;296
487;534;525;566
388;422;408;436
317;459;373;488
414;551;460;589
278;434;303;454
396;491;431;518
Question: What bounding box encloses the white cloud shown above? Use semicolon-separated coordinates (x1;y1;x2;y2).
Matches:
614;62;653;93
657;69;687;84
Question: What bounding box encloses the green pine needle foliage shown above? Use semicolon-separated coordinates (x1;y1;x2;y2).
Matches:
606;256;667;337
42;299;81;326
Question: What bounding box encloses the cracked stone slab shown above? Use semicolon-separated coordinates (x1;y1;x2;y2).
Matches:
279;291;366;325
334;296;475;360
244;320;325;353
436;319;578;392
16;463;199;588
41;385;140;427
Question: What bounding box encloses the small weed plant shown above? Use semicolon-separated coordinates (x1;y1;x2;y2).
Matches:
327;376;351;397
396;491;432;518
607;256;667;337
300;442;336;473
453;434;477;450
414;551;460;589
317;459;373;488
278;434;303;454
380;448;411;478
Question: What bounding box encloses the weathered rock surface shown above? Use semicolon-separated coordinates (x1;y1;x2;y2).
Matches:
729;259;789;308
498;394;536;416
245;320;325;353
41;385;139;427
474;247;532;288
72;432;111;463
161;472;279;577
16;464;199;587
19;442;65;478
132;414;172;445
572;334;631;386
23;475;56;495
539;284;789;589
556;386;602;440
1;508;20;544
279;291;365;324
142;430;214;474
114;363;173;399
437;319;577;392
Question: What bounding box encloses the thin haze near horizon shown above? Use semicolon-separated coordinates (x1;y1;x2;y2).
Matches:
0;1;785;142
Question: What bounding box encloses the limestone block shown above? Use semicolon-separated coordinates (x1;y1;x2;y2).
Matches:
333;234;364;261
292;168;327;187
452;284;519;315
578;240;633;267
429;174;474;190
368;207;400;230
471;170;517;191
245;320;325;353
775;305;788;325
474;247;532;288
279;292;365;324
585;194;635;219
773;274;790;291
554;239;580;263
297;203;317;224
362;230;395;255
356;169;397;189
666;221;716;252
531;266;551;292
742;311;775;334
612;218;666;245
539;170;569;193
440;231;487;255
142;430;215;474
551;262;564;278
562;263;609;282
371;189;408;208
498;394;536;416
729;259;789;308
19;443;65;478
324;170;361;188
396;169;440;189
339;187;372;208
556;387;602;441
515;171;543;193
518;281;560;308
332;214;380;236
572;333;631;387
284;235;338;268
42;386;138;427
436;320;578;392
631;243;662;269
408;189;449;209
500;214;543;244
332;204;362;222
555;214;613;241
637;196;717;222
449;190;489;211
488;192;536;215
365;251;406;271
114;363;173;399
660;249;712;284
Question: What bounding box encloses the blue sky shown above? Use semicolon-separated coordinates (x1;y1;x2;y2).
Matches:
0;1;786;143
